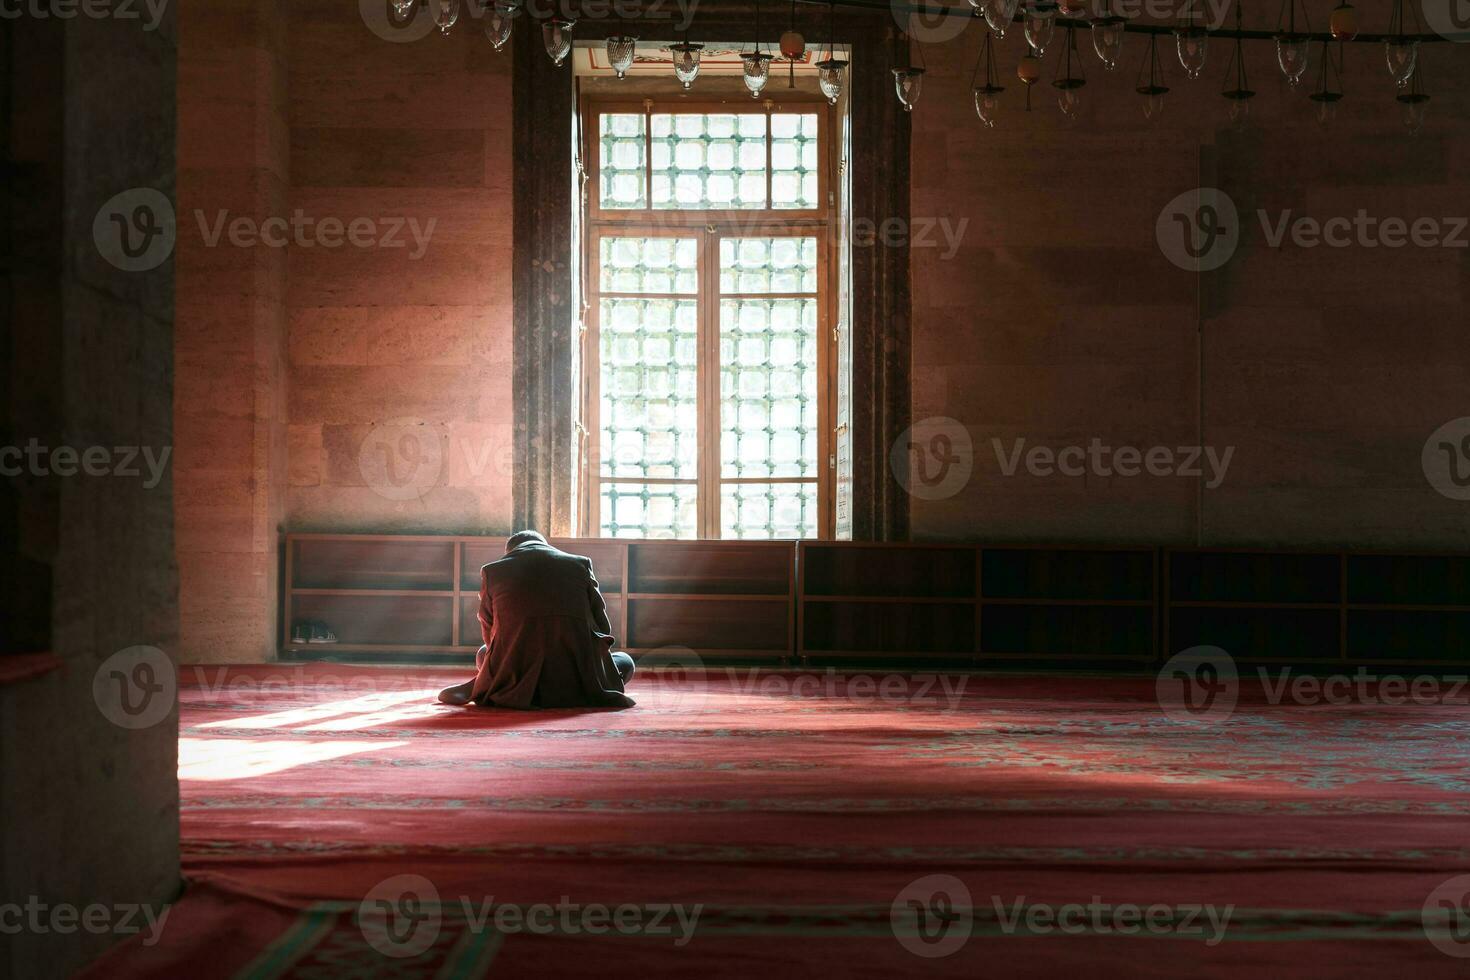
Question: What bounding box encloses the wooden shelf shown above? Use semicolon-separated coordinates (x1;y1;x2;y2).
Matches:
626;592;789;601
981;597;1152;608
292;588;457;598
280;535;1470;669
795;542;1159;664
285;534;796;662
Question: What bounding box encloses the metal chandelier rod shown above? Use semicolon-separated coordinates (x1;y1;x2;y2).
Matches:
778;0;1467;43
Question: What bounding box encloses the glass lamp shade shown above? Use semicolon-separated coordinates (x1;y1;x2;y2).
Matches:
1223;91;1254;132
816;58;848;105
485;2;515;51
1385;39;1418;87
606;35;638;78
1398;92;1429;135
1175;26;1207;80
1227;96;1250;131
1137;84;1167;121
1310;92;1341;125
742;52;774;98
780;31;806;60
1329;2;1358;40
1024;2;1058;55
1091;15;1125;70
1275;34;1310;86
670;41;703;89
433;0;459;34
1057;0;1089;16
973;84;1004;127
1054;81;1085;120
390;0;416;20
543;18;574;66
892;67;925;112
985;0;1021;38
1017;54;1043;84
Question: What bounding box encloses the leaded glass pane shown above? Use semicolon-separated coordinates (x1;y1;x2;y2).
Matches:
770;113;819;210
600;296;698;481
651;113;767;210
603;482;698;538
719;236;819;293
599;113;646;209
720;482;818;539
719;297;818;480
600;237;697;294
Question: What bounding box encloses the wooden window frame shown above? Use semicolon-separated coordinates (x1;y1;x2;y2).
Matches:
579;93;838;541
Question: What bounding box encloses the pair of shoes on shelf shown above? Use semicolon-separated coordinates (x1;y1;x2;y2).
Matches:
292;620;338;645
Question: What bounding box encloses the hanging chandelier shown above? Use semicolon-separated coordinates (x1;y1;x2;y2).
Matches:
1051;24;1087;120
1090;2;1126;72
892;27;926;113
1307;38;1344;125
741;0;775;98
1134;32;1169;122
669;18;703;91
604;9;637;79
542;17;574;66
971;28;1005;127
1396;53;1430;135
1275;0;1311;86
815;1;849;106
1174;7;1208;80
433;0;458;35
391;0;1445;137
1221;3;1255;131
484;1;517;52
1384;0;1420;87
1024;0;1058;57
984;0;1020;39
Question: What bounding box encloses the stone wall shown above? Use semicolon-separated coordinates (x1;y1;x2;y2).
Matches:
175;0;291;662
1;6;181;977
285;0;516;534
909;19;1470;548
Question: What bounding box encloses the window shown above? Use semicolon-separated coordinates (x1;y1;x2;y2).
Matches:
580;99;834;540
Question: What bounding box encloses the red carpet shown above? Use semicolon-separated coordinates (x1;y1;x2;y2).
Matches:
88;664;1470;977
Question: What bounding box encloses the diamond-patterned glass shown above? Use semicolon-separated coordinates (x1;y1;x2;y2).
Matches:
598;113;646;209
651;113;767;210
770;113;819;210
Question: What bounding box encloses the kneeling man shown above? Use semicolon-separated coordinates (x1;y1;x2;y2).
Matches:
438;531;635;709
